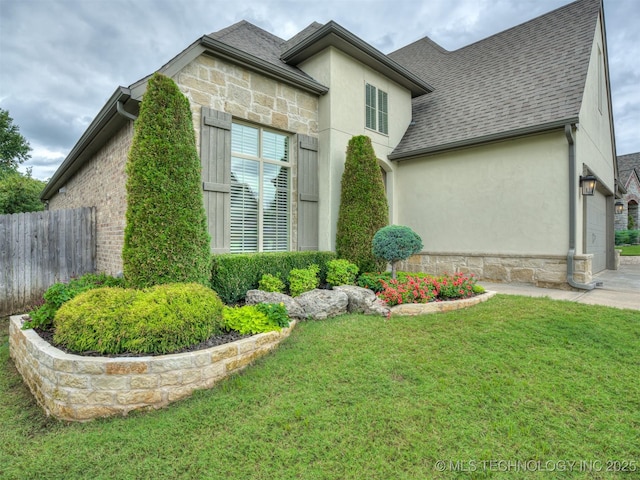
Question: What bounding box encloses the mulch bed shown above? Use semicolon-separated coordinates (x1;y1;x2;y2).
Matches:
32;325;251;358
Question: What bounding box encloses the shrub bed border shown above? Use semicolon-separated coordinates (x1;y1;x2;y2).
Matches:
9;315;295;422
390;291;496;315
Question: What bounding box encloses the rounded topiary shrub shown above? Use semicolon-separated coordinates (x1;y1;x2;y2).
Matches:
372;225;423;279
123;72;211;288
53;283;225;355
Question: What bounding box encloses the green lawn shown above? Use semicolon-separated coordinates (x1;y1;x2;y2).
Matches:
2;296;639;479
617;245;640;256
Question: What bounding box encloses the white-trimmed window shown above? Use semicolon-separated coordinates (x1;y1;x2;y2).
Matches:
230;123;290;253
365;83;388;135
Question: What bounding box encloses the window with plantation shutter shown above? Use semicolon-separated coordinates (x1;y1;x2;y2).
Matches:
229;123;290;253
365;83;388;135
365;83;377;130
378;89;388;134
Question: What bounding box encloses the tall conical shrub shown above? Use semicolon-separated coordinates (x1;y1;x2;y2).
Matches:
123;73;210;288
336;135;389;273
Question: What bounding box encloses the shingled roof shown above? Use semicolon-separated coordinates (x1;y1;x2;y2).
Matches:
617;152;640;184
388;0;602;159
207;20;316;80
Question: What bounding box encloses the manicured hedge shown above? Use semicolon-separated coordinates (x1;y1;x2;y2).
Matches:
211;251;336;304
615;229;639;246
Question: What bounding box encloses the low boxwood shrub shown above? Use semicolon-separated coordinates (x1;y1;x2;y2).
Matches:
53;283;225;355
223;303;289;335
326;259;359;287
289;265;320;297
258;273;285;293
24;273;125;330
211;251;336;304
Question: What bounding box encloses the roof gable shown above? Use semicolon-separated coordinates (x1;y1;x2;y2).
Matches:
281;21;433;97
388;0;602;159
617;152;640;186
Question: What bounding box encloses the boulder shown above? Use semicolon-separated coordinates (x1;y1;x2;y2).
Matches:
333;285;390;317
295;289;349;320
245;290;306;319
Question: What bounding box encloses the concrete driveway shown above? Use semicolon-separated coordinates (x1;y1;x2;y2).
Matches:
480;261;640;311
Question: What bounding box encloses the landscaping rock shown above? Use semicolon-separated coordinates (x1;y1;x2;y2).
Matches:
245;290;306;319
332;285;390;317
295;289;349;320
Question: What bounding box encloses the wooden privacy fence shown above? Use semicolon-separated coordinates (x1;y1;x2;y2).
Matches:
0;207;96;316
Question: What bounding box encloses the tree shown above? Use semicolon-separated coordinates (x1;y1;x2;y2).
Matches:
336;135;389;273
0;168;46;214
0;109;31;171
122;73;211;288
372;225;423;279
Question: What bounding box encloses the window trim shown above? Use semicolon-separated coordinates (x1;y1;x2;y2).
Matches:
230;121;291;253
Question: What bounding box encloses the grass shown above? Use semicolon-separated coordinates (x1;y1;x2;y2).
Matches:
617;245;640;256
2;296;639;479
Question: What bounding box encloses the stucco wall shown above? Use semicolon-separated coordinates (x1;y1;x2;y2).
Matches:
395;131;570;256
574;16;616;264
299;47;413;250
576;16;615;192
47;123;133;275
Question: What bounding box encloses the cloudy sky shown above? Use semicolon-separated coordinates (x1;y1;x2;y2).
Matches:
1;0;638;180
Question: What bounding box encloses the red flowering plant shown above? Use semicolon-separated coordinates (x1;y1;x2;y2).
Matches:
376;272;477;307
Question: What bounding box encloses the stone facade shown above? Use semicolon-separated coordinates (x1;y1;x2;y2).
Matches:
399;252;593;289
47;53;320;273
614;170;640;232
47;123;133;275
176;54;320;254
9;315;296;422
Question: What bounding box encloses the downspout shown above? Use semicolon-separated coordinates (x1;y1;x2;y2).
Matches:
565;124;596;290
117;101;137;121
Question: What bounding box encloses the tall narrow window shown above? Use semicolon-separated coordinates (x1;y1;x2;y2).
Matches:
365;83;388;135
230;123;290;253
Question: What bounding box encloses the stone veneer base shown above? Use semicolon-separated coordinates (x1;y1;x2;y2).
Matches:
9;316;296;422
390;291;496;316
399;252;594;289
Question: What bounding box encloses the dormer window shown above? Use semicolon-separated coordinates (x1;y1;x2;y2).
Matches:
365;83;388;135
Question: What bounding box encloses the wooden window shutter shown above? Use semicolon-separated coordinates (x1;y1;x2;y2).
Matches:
297;135;319;251
201;107;232;254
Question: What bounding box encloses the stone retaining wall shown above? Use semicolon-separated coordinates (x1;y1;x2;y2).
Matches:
9;316;295;422
390;291;496;316
399;252;593;289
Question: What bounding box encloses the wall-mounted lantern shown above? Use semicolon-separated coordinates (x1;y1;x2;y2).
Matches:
579;175;597;196
615;201;624;214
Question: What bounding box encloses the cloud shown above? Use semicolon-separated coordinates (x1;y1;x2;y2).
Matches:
1;0;639;181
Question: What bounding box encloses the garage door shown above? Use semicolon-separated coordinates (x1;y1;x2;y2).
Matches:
586;190;607;273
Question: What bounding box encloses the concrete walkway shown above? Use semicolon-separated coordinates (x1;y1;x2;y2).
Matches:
479;262;640;311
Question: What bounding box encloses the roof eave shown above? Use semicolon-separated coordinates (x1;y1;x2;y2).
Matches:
200;36;329;96
281;21;433;97
41;87;134;200
389;118;579;161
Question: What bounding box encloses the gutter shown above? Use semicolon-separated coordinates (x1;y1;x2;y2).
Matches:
565;123;597;290
389;118;579;161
